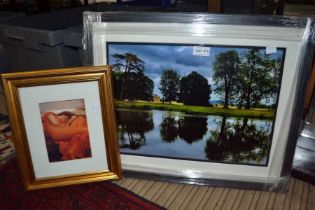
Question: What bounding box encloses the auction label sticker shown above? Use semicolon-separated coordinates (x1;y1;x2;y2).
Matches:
266;46;277;54
193;46;210;56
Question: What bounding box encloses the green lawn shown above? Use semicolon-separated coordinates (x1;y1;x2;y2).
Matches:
115;101;274;119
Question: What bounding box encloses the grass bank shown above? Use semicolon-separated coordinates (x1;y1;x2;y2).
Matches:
115;101;274;119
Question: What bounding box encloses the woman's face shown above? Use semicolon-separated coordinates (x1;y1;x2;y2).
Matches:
58;115;70;126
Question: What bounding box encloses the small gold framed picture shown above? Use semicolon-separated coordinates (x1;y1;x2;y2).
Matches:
1;65;122;190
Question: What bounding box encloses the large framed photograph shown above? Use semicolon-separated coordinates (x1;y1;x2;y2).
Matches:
1;66;122;190
108;43;285;166
85;12;313;190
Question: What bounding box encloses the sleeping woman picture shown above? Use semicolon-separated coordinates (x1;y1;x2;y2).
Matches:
39;99;92;162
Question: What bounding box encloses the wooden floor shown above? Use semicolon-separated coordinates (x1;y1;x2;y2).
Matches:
114;177;315;210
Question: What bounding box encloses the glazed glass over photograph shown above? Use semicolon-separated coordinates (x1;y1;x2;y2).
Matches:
86;12;312;188
107;43;285;166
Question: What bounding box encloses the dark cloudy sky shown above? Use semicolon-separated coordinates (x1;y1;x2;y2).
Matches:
108;43;284;101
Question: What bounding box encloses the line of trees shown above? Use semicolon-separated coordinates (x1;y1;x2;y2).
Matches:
111;49;281;109
112;53;212;106
159;69;212;106
213;49;281;109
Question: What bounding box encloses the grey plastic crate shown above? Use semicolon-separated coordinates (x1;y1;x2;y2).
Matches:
0;12;25;73
64;25;83;64
0;12;24;20
0;5;160;72
0;43;10;73
0;7;89;72
63;5;160;65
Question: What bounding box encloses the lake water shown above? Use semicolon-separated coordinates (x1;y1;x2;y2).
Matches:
117;109;273;166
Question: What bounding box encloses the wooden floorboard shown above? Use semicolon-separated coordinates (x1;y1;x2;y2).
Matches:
163;184;186;208
155;183;180;206
273;179;291;210
186;186;212;209
307;184;315;210
231;189;245;210
114;177;315;210
265;192;276;210
255;191;270;210
195;187;215;210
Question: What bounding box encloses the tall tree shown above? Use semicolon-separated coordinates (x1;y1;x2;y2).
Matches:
111;53;154;101
119;72;153;101
112;71;123;99
159;69;181;103
235;49;281;109
111;53;145;99
180;71;211;106
213;50;240;108
137;74;154;101
261;56;282;106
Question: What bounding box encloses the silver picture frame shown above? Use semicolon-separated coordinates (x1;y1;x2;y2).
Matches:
84;12;314;191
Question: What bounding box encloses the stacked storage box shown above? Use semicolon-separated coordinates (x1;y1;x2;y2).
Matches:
0;4;157;72
0;7;88;72
0;12;25;116
0;12;25;72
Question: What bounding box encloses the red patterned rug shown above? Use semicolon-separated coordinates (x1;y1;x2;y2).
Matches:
0;159;165;210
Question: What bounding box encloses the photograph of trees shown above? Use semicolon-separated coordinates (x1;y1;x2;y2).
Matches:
107;43;285;166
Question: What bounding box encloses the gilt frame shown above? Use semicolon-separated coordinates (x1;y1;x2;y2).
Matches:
1;66;122;190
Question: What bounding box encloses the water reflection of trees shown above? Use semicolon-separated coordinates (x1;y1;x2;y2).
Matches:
178;116;208;144
116;110;154;149
160;116;178;142
160;115;208;144
117;110;271;164
205;117;271;164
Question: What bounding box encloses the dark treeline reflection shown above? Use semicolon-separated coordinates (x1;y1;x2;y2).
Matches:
160;116;208;144
117;109;271;165
205;117;270;163
160;116;178;142
117;110;154;150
